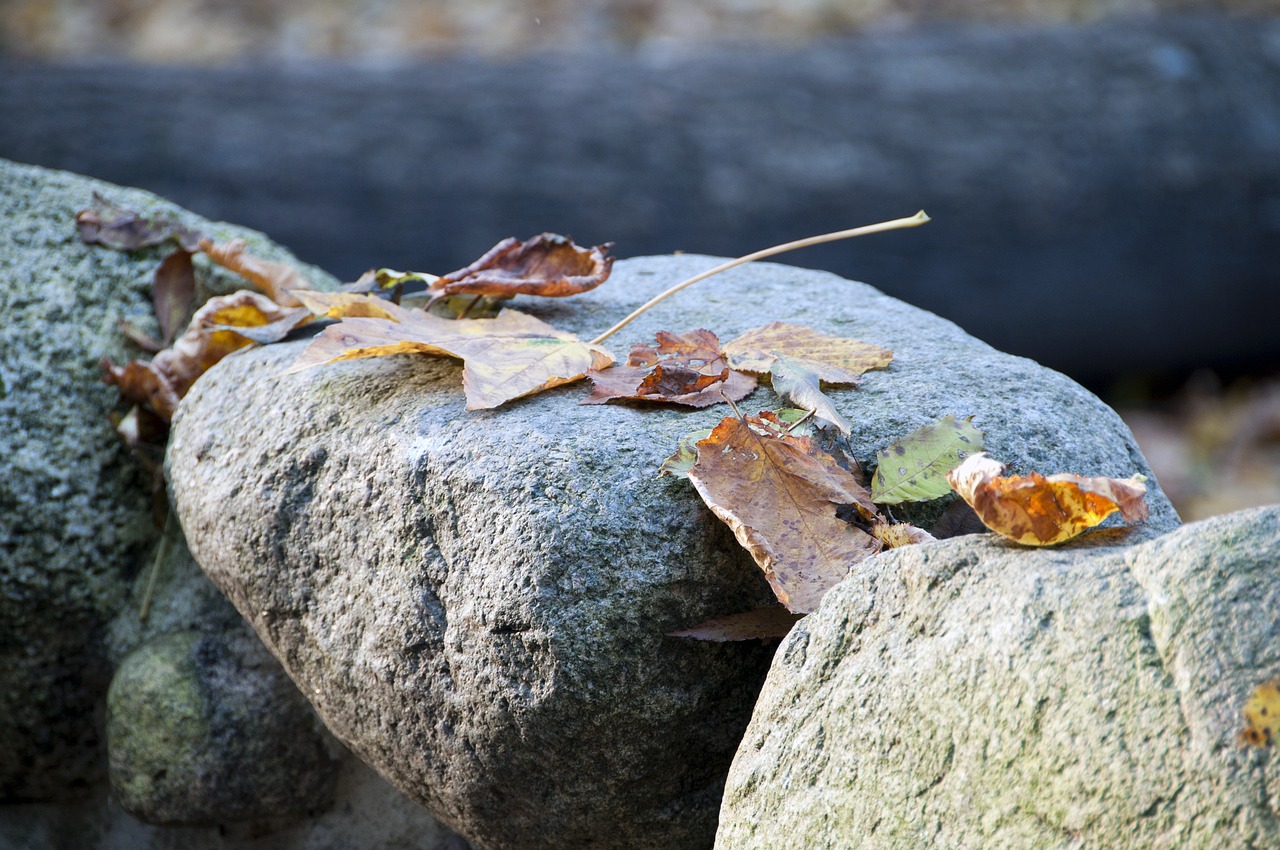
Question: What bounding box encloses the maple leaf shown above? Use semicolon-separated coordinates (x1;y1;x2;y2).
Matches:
687;413;880;613
1237;677;1280;748
197;237;316;308
667;606;803;642
946;452;1149;546
582;329;757;408
872;414;984;505
104;291;311;419
431;233;613;301
722;322;892;384
290;289;412;321
286;307;615;410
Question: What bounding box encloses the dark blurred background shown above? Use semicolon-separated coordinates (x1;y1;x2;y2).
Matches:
2;0;1278;517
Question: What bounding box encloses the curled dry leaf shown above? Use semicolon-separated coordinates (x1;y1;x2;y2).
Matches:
1237;677;1280;748
687;412;880;613
582;329;757;408
667;605;803;642
286;307;615;410
431;233;613;301
103;291;311;419
872;414;984;505
722;322;892;384
75;193;199;251
946;452;1149;546
198;237;315;308
768;354;852;434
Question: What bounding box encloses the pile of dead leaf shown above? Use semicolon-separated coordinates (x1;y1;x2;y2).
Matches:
85;198;1151;644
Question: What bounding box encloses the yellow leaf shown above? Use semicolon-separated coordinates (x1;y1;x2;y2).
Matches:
286;307;615;410
946;453;1149;546
721;321;892;384
290;289;411;321
1238;677;1280;748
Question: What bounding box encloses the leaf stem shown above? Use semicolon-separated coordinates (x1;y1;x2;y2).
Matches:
590;211;930;346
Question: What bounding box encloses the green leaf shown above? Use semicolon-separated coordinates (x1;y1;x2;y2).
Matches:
871;414;984;505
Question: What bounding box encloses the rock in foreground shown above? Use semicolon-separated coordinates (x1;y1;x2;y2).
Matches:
168;254;1177;850
718;506;1280;849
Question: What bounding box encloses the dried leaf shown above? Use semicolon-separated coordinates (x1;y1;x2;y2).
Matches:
291;289;411;321
946;453;1149;546
667;606;803;642
198;237;315;308
687;414;880;613
872;414;984;505
76;193;199;251
344;267;440;294
582;329;757;408
722;322;892;384
658;428;713;479
116;317;165;353
152;248;197;346
432;234;613;301
1237;677;1280;748
287;307;615;410
104;291;310;419
768;354;852;434
870;519;937;549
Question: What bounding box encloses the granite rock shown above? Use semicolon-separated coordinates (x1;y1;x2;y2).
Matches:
167;253;1178;850
717;506;1280;849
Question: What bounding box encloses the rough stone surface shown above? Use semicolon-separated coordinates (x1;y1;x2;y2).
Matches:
717;506;1280;849
0;158;339;801
107;629;340;824
167;254;1178;850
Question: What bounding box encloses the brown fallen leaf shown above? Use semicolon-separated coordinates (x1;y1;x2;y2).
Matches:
1237;677;1280;748
582;329;757;407
431;233;613;301
103;291;311;419
286;307;615;410
667;605;803;642
76;193;200;251
152;248;198;346
198;237;315;308
687;413;880;613
722;322;892;384
946;452;1149;546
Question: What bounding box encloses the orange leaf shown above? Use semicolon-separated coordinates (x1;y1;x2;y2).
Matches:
431;233;613;301
721;321;892;384
946;452;1149;546
198;237;316;308
286;307;615;410
687;413;880;613
104;291;309;419
582;329;757;408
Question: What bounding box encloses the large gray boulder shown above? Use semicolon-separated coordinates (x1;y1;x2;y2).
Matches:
166;253;1179;850
717;506;1280;849
0;158;338;800
0;159;458;849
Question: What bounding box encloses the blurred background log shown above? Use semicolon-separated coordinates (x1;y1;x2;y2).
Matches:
4;15;1278;393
